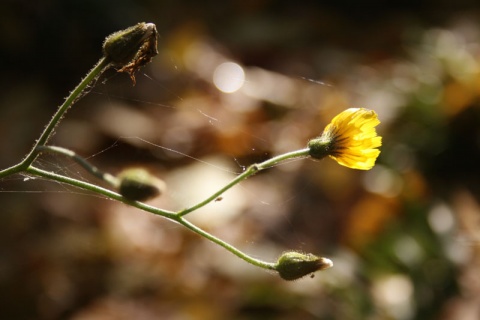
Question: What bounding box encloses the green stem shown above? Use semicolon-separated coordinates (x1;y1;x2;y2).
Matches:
27;165;276;271
177;148;310;217
32;57;111;150
176;216;276;270
26;166;176;219
256;148;310;169
0;57;110;179
36;145;119;187
0;162;25;179
41;59;111;158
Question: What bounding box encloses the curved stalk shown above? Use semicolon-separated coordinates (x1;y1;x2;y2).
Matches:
0;57;111;179
23;57;111;165
177;148;310;217
176;216;277;270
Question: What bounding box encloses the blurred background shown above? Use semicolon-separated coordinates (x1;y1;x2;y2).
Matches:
1;0;480;319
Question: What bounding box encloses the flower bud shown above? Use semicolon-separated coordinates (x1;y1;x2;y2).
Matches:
117;168;165;201
275;251;333;281
103;22;158;83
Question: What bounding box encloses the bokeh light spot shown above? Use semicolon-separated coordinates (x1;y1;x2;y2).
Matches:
213;62;245;93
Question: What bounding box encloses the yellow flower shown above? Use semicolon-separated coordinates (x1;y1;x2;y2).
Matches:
308;108;382;170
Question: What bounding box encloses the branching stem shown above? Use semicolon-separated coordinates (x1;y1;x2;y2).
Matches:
24;165;277;270
36;145;119;187
0;24;334;277
0;57;111;179
26;166;177;219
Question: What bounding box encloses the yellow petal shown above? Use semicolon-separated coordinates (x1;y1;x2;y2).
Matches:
313;108;382;170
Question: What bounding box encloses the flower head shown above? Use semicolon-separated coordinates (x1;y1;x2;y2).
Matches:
308;108;382;170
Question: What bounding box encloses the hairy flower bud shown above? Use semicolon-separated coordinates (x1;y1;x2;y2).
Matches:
103;22;158;84
117;168;165;201
275;251;333;281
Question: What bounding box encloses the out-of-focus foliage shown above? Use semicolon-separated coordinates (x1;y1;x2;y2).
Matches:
1;1;480;319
